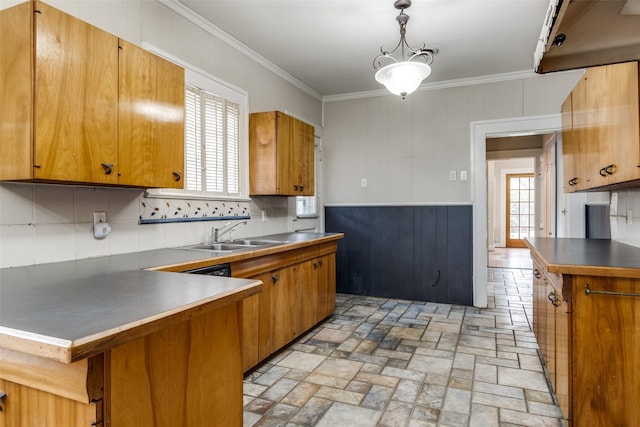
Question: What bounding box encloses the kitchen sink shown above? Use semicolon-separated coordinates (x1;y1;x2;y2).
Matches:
181;243;255;252
180;240;281;252
227;239;285;246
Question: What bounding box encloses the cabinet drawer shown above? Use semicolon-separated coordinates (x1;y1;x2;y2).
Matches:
231;250;297;278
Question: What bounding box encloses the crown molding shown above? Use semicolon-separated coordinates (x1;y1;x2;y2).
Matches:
323;69;540;103
158;0;323;102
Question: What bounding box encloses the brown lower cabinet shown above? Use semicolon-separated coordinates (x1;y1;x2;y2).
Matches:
531;253;640;427
0;302;243;427
234;241;337;372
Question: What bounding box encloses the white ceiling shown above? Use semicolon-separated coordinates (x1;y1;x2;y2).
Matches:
177;0;551;97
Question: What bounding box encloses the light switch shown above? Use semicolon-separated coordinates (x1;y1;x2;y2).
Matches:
449;171;457;181
361;178;368;187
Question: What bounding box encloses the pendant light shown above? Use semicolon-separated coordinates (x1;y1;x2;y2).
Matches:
373;0;438;98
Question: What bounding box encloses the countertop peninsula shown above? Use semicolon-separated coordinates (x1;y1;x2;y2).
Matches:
0;232;342;363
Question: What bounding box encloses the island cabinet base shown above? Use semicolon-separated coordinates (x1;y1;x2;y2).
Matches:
233;241;338;372
530;248;640;427
0;302;243;427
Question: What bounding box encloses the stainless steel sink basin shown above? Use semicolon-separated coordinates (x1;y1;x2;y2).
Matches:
227;239;284;246
182;243;254;252
180;240;283;252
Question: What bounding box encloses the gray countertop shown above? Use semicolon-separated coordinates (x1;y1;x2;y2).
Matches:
0;232;342;363
525;237;640;278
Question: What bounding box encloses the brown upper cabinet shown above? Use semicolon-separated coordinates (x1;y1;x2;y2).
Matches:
249;111;315;196
118;40;184;188
0;1;184;188
561;62;640;192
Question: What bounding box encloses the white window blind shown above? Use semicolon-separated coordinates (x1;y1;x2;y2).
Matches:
185;84;240;197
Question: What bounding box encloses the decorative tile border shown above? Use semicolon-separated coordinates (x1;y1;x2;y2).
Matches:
139;198;250;224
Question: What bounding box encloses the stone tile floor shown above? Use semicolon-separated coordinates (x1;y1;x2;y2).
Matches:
243;268;563;426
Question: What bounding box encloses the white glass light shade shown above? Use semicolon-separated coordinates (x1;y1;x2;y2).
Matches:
374;61;432;97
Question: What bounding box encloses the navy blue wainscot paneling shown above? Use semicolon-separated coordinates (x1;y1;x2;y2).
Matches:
325;205;473;305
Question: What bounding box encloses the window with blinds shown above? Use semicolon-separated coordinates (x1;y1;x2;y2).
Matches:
185;84;240;197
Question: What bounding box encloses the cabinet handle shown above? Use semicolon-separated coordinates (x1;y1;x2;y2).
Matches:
271;273;279;284
548;291;560;307
568;177;578;186
173;171;182;181
101;163;114;175
0;391;6;411
319;260;323;267
313;262;318;269
605;164;615;175
533;269;542;279
294;185;299;191
299;185;304;191
599;167;607;177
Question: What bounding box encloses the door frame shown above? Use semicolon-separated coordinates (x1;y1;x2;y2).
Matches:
471;114;561;308
505;173;535;248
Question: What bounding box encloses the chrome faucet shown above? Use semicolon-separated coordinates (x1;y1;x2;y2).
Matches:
211;220;247;243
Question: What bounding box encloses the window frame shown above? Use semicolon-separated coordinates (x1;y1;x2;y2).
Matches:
144;45;249;201
296;136;320;218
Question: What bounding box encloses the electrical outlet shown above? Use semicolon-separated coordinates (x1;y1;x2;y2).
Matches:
460;170;467;181
93;211;107;224
361;178;368;188
449;171;457;181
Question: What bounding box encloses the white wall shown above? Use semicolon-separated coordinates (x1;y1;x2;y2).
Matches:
608;190;640;248
0;0;322;268
487;158;535;248
323;71;584;205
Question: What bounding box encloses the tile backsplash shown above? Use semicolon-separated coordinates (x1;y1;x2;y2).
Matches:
0;183;311;268
610;190;640;248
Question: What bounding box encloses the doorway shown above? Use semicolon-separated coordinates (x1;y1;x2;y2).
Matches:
471;114;562;308
506;173;535;248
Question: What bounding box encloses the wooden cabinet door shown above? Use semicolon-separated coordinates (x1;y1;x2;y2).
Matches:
249;111;278;194
0;379;97;427
293;118;315;196
241;293;260;372
571;70;599;190
249;111;316;196
561;94;579;193
276;112;297;195
297;260;319;332
567;62;640;192
554;287;572;425
34;2;118;184
598;62;640;185
541;279;555;381
532;265;543;340
118;40;185;188
241;271;273;371
317;254;336;321
270;266;299;350
572;275;640;427
0;2;33;181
